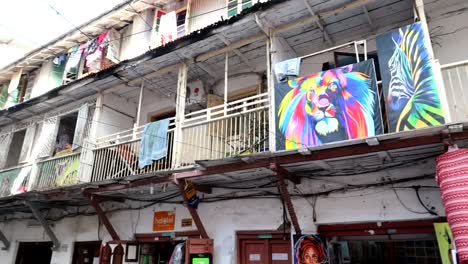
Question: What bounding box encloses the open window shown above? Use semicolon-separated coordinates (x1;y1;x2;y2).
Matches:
176;9;187;38
54;112;78;156
4;130;26;168
31;104;90;159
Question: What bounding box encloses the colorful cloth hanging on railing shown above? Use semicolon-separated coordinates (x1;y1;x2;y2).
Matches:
436;146;468;263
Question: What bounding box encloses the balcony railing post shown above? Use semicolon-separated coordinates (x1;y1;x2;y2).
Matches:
26;163;40;192
433;60;452;123
173;63;188;167
77;140;94;183
267;36;276;152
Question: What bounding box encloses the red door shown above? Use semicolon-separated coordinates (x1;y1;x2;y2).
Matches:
270;240;291;264
240;238;291;264
241;240;268;264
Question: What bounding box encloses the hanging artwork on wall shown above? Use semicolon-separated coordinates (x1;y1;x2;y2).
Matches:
376;22;445;132
275;59;382;150
293;234;329;264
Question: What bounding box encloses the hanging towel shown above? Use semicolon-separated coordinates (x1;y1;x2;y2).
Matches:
139;118;170;168
274;57;302;83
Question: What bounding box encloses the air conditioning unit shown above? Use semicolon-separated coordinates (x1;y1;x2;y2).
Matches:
186;80;205;105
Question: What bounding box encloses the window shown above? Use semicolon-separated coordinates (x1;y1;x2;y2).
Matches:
17;74;29;103
176;10;187;38
0;82;9;109
4;130;26;168
227;0;254;18
54;112;78;156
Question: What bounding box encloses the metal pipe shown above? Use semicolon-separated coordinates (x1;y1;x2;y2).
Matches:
135;80;145;130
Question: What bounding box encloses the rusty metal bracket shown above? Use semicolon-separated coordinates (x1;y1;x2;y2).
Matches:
270;163;302;235
174;180;209;239
86;194;121;241
24;201;61;250
0;228;10;250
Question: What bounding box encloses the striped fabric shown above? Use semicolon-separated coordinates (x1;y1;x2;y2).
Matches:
436;148;468;263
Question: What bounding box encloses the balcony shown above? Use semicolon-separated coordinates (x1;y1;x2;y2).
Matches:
180;93;269;165
91;118;176;182
32;152;82;191
0;164;32;198
441;60;468;123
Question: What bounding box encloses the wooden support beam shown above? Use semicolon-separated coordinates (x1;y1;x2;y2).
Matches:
362;5;375;31
217;34;256;72
87;195;121;241
269;163;301;184
0;229;10;250
174;131;468;180
302;0;333;46
24;201;61;250
270;163;302;235
175;182;209;239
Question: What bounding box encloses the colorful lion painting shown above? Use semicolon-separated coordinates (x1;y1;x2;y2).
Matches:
276;60;381;149
377;22;445;132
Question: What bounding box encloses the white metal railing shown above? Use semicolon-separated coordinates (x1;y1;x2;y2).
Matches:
441;60;468;123
0;164;32;197
179;93;269;165
33;152;82;191
91;119;176;182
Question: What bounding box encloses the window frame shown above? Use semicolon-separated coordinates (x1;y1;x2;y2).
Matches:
227;0;256;18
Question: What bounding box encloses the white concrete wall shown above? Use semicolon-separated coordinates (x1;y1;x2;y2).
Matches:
138;90;176;126
120;9;155;61
425;0;468;64
0;171;444;264
97;93;137;138
30;60;54;99
189;0;226;33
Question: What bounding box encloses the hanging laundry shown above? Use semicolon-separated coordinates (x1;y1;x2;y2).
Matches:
53;53;67;65
159;11;178;45
436;146;468;263
85;31;108;72
139;118;170;168
64;45;85;74
274;57;302;83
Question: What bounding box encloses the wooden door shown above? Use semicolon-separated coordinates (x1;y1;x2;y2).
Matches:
72;241;101;264
269;240;291;264
241;240;268;264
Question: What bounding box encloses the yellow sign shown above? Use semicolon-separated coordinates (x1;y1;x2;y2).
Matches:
434;222;455;264
184;180;197;200
153;211;175;231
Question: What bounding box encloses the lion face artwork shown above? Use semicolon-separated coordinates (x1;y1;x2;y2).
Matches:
377;22;445;132
276;60;382;150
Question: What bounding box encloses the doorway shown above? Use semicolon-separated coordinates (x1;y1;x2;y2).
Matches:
139;241;185;264
237;231;291;264
15;242;53;264
72;241;101;264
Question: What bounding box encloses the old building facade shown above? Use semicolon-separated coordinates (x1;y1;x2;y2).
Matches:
0;0;467;263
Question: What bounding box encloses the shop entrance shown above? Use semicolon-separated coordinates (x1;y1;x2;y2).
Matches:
72;241;101;264
15;242;53;264
237;231;291;264
319;220;445;264
139;241;185;264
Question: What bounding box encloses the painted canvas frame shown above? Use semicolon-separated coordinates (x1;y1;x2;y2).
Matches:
293;234;329;264
376;22;445;132
275;59;383;150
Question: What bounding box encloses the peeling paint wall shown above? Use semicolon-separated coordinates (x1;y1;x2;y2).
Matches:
426;0;468;64
0;172;444;264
